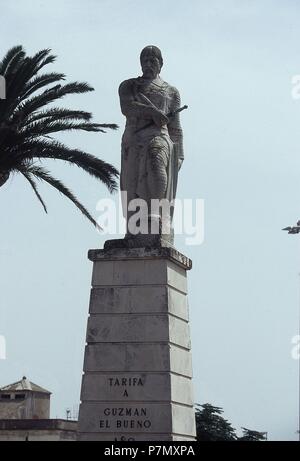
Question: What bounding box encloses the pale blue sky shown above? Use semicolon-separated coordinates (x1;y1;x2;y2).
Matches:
1;0;300;440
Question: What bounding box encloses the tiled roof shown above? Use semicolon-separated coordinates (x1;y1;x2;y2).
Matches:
0;377;51;394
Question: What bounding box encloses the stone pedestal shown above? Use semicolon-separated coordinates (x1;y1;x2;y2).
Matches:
77;246;196;441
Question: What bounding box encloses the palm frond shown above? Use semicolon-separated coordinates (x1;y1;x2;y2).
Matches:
90;123;118;130
21;170;48;213
19;49;56;81
3;49;26;77
0;45;24;74
12;81;94;123
34;53;56;73
20;72;66;101
22;120;110;137
10;139;119;191
23;164;100;228
25;108;92;125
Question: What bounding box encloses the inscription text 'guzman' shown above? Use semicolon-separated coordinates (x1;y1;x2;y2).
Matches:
100;407;152;430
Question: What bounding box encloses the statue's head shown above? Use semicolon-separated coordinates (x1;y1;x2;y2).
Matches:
140;46;163;79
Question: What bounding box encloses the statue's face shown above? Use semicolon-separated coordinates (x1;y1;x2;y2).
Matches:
141;54;161;78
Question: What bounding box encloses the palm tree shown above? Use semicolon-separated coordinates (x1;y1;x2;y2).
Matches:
0;46;119;227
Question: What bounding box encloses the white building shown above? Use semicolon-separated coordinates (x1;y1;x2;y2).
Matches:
0;377;77;441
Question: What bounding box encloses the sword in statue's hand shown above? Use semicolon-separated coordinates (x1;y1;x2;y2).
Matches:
134;101;188;134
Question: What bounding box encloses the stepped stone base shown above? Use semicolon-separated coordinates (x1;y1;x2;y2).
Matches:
77;245;196;441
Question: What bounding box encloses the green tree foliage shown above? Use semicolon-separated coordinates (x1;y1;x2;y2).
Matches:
0;46;119;227
238;427;267;441
195;403;267;441
195;403;237;441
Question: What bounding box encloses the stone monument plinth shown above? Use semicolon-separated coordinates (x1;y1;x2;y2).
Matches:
77;245;196;441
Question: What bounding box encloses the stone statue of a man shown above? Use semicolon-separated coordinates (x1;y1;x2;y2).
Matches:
119;45;184;244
